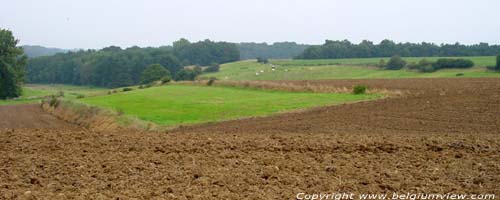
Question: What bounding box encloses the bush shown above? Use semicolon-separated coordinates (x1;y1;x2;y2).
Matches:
385;55;406;70
204;63;220;73
48;96;60;107
122;87;133;92
433;58;474;69
206;77;217;86
408;59;436;73
141;64;171;84
161;76;171;84
456;73;464;76
352;85;367;94
76;94;85;99
174;67;202;81
257;57;269;64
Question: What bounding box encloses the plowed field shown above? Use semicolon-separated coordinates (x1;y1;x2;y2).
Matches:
1;78;499;199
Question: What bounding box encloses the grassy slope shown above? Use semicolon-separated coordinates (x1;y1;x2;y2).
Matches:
200;56;500;81
81;85;378;126
0;84;107;105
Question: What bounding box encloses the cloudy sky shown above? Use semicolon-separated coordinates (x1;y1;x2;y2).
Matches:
1;0;499;49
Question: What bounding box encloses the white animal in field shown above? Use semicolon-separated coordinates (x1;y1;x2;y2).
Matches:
224;76;229;80
256;72;259;76
260;70;264;73
272;68;275;71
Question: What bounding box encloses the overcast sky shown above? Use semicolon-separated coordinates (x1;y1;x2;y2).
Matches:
1;0;499;49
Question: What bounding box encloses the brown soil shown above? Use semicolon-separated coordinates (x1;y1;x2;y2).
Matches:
1;78;499;199
0;104;76;129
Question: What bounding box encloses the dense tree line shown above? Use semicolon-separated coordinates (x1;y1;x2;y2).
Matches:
296;39;500;59
173;39;240;66
0;28;27;99
237;42;310;59
26;39;240;88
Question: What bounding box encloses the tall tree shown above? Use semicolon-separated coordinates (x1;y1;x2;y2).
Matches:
0;28;27;99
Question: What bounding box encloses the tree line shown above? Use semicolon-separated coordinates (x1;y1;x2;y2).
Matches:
26;39;239;88
296;39;500;59
237;42;310;59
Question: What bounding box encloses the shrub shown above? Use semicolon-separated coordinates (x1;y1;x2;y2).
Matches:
257;57;269;64
206;77;217;86
76;94;85;99
141;64;171;84
122;87;133;92
48;96;60;107
408;59;436;73
161;76;171;84
385;55;406;70
433;58;474;70
204;63;220;73
174;67;202;81
456;73;464;76
352;85;367;94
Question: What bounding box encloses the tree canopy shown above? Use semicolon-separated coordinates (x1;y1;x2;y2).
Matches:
0;28;27;99
237;42;310;59
141;64;171;84
296;39;500;59
26;39;240;87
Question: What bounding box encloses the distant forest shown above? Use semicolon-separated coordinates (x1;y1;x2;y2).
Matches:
237;42;310;59
26;39;239;87
21;45;70;58
296;40;500;59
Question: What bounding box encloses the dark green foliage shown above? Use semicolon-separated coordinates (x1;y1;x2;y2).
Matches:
161;76;171;84
48;96;60;107
385;55;406;70
456;73;464;76
141;64;171;84
352;85;367;94
174;67;202;81
76;94;85;99
26;39;239;88
496;55;500;70
0;28;27;99
407;59;436;73
122;87;133;92
297;39;500;59
206;77;217;86
203;63;220;73
432;59;474;69
256;57;269;64
238;42;310;59
173;39;239;66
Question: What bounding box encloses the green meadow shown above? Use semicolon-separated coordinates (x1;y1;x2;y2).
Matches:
200;56;500;81
0;84;107;105
80;85;379;126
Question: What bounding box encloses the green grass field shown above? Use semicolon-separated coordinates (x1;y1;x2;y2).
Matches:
80;85;378;126
0;84;107;105
200;56;500;81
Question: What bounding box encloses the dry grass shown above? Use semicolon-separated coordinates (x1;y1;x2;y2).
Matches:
41;98;155;132
178;80;405;96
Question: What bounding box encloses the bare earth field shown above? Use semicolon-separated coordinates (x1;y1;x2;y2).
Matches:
1;78;499;199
